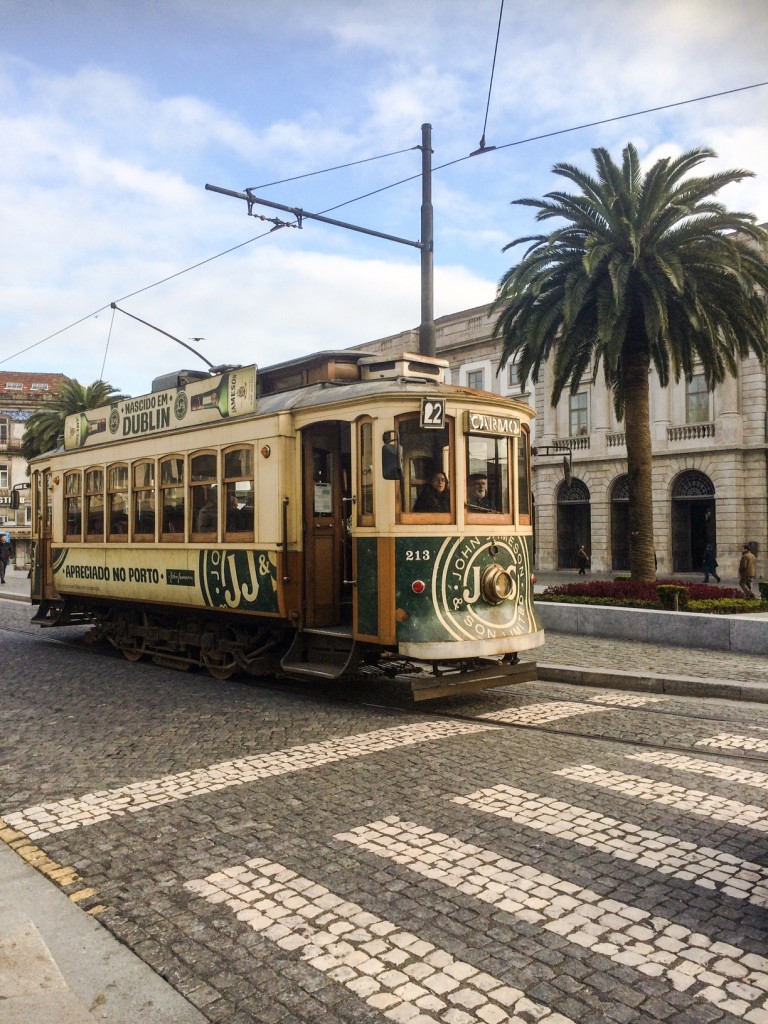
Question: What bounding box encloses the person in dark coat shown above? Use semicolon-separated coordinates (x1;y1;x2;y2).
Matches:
576;544;589;574
413;471;450;513
0;534;11;584
702;545;720;584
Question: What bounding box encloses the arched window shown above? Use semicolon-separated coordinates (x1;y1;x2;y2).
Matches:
84;468;104;541
133;461;156;540
107;464;129;538
64;472;82;540
160;457;184;541
223;446;254;539
190;451;218;539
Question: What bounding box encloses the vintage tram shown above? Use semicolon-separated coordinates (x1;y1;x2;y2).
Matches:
27;350;542;698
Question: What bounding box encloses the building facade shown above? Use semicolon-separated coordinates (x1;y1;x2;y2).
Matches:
0;371;67;567
358;303;766;578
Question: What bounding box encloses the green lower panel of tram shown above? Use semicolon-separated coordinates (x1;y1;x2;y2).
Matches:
394;534;540;652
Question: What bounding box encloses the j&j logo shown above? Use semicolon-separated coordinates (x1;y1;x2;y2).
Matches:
432;535;532;641
200;549;278;611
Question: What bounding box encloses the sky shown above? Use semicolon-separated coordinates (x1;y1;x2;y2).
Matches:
1;0;767;398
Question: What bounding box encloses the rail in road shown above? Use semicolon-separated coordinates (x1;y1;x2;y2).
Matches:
0;601;767;1023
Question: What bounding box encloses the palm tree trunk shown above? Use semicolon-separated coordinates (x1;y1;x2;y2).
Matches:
622;343;657;580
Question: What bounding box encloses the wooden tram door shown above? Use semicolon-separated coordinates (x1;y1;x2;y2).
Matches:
301;422;352;628
37;469;55;598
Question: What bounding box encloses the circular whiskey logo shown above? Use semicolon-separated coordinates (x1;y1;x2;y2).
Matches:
109;408;120;435
432;535;533;641
174;391;189;421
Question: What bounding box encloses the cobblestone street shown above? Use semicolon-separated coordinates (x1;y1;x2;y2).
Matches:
1;598;768;1023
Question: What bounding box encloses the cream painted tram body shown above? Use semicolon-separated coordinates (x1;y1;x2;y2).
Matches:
29;350;543;698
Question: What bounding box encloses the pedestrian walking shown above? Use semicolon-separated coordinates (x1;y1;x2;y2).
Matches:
576;544;589;574
702;545;720;584
0;534;11;584
738;544;757;598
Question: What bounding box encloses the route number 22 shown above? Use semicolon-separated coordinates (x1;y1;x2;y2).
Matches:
420;397;445;429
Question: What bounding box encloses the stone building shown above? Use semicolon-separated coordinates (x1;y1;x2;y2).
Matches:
0;371;67;567
357;302;765;578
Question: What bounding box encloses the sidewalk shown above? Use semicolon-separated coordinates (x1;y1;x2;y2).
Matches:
0;566;32;602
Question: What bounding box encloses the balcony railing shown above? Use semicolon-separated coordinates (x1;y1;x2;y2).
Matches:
667;423;715;441
606;432;625;447
554;435;590;451
0;437;23;452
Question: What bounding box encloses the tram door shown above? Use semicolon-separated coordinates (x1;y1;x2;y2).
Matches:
35;469;55;599
301;422;352;628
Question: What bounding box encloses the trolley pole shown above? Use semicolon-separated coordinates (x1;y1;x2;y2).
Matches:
419;123;435;358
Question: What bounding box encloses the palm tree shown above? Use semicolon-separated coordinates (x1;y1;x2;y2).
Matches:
22;378;127;463
493;143;768;580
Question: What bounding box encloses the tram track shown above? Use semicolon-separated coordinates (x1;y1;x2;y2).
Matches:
5;619;768;765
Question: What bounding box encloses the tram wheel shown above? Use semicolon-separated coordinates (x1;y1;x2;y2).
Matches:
120;610;148;662
202;629;238;681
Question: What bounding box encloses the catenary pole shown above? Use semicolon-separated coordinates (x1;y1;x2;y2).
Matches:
419;123;435;357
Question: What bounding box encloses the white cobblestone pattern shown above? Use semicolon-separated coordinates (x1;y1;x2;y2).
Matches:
555;765;768;833
185;858;575;1024
627;751;768;791
451;784;768;907
477;701;603;725
336;817;768;1019
1;720;493;840
586;693;667;706
695;733;768;754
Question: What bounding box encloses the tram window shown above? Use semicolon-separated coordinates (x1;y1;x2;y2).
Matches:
466;434;512;523
107;464;129;538
517;427;531;525
85;468;104;540
357;419;374;526
190;451;218;537
133;461;156;540
395;414;453;522
64;472;82;540
160;457;184;541
223;447;254;537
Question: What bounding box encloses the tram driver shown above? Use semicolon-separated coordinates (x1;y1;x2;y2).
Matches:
467;472;494;512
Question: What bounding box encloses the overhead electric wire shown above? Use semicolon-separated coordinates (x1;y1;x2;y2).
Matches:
477;0;505;152
0;227;279;366
5;78;767;369
245;145;419;190
317;79;768;216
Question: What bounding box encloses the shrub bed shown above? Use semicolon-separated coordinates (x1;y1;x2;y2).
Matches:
539;577;766;613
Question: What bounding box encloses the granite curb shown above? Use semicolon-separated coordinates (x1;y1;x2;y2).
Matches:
538;662;768;703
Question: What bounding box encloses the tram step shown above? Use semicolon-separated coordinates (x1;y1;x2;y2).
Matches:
280;631;360;681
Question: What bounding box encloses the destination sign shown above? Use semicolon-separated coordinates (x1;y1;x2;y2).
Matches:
63;365;258;451
464;410;520;436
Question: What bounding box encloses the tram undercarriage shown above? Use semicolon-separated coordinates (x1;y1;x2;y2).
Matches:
31;597;537;697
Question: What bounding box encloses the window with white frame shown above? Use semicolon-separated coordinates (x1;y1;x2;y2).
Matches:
569;393;589;436
460;359;493;393
0;419;7;443
0;464;8;489
686;373;710;424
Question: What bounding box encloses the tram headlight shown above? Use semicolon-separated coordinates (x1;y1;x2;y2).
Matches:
480;564;515;605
